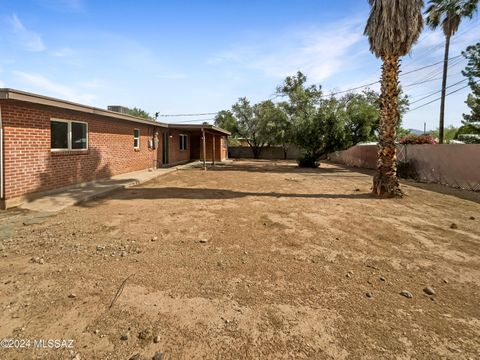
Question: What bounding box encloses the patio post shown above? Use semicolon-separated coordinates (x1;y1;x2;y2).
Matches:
202;128;207;170
212;135;215;167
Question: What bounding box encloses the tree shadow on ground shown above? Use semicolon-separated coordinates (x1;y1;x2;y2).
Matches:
78;186;376;208
193;160;375;177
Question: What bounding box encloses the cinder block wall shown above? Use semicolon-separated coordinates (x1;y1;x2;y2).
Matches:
1;99;159;205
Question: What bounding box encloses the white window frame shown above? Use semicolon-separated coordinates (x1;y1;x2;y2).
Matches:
179;134;188;151
50;118;88;152
133;128;140;149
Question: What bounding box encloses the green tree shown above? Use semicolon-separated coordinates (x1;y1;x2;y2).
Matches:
365;0;424;198
425;0;479;143
292;97;346;167
460;42;480;134
340;90;379;146
430;125;459;142
231;98;274;159
276;71;322;117
128;107;151;120
214;110;238;135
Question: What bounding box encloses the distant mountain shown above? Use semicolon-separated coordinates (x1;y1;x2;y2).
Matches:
408;128;426;136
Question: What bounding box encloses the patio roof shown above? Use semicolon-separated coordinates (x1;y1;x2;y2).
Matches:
167;123;231;136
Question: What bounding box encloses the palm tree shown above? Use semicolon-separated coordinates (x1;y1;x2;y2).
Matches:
365;0;424;198
425;0;479;144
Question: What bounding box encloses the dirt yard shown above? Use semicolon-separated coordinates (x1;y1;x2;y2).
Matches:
1;160;479;360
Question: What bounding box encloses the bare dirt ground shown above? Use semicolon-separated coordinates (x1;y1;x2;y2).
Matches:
1;160;479;360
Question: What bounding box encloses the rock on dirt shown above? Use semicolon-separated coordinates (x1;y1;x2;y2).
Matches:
450;223;458;229
366;292;373;298
31;257;45;264
199;239;208;243
68;293;77;299
138;329;151;340
400;290;413;299
423;287;435;295
120;332;129;341
152;352;164;360
153;335;160;343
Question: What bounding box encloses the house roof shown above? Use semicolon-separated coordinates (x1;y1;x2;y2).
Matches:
0;88;169;127
168;124;231;135
0;88;231;135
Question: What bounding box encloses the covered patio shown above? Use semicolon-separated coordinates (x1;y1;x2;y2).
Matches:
166;124;230;169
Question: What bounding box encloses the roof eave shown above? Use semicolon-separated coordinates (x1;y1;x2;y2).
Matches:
0;88;168;128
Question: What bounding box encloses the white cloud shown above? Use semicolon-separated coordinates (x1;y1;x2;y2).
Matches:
13;71;95;104
208;18;365;82
52;47;74;57
9;14;45;52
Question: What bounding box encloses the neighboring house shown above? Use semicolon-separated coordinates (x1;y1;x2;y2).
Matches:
0;88;229;209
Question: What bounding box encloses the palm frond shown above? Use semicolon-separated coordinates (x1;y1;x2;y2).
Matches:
364;0;424;58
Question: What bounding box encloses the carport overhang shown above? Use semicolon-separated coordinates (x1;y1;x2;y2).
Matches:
168;124;230;170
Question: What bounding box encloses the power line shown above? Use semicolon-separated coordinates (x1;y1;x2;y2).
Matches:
157;112;218;117
409;78;468;104
156;56;467;116
323;55;464;97
402;55;462;76
407;84;471;112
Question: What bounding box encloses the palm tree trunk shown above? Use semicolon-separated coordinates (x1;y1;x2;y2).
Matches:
373;54;403;198
438;34;451;144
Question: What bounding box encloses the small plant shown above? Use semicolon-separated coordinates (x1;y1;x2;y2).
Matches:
297;154;320;168
399;134;437;145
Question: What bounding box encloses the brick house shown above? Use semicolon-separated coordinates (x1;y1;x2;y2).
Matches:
0;88;229;209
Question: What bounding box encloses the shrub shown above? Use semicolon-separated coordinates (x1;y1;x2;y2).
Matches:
457;134;480;144
297;154;320;168
399;134;437;145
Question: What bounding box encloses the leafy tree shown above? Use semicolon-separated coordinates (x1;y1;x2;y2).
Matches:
430;125;459;142
231;98;274;158
128;107;151;120
365;0;424;198
214;110;238;135
397;127;412;139
425;0;479;143
292;97;346;167
460;42;480;134
270;104;292;159
276;71;322;117
340;90;379;146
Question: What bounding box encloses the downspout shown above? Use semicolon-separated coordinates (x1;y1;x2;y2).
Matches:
0;103;3;201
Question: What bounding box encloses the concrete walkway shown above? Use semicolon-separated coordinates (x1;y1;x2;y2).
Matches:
20;162;201;213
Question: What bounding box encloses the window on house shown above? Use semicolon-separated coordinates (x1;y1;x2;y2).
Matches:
51;120;88;150
72;122;87;149
133;129;140;149
179;134;187;151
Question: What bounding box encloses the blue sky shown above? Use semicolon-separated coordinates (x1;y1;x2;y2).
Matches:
0;0;479;130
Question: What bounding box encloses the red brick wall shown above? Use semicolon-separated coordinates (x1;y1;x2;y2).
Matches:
168;129;191;165
1;100;160;201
